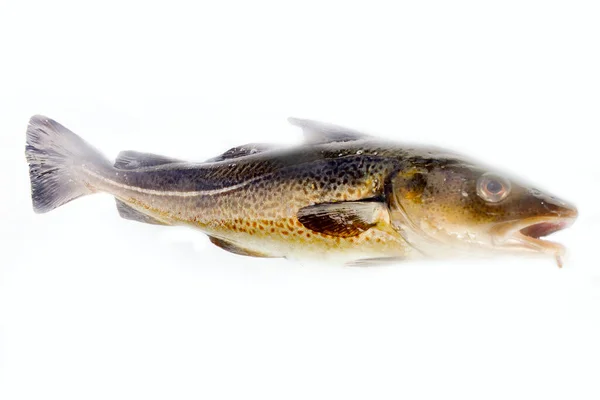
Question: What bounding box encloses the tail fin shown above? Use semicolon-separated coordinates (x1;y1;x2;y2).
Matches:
25;115;111;213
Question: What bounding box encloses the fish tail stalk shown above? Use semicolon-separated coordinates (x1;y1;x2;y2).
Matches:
25;115;113;213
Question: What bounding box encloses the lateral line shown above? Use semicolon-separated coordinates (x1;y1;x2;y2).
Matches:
83;168;259;197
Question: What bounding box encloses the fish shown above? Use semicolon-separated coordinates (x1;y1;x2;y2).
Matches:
25;115;578;267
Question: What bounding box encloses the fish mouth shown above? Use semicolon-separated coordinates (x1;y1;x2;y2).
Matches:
491;215;577;266
519;220;571;240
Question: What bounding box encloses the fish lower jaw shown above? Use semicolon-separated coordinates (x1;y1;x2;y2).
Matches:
491;216;577;267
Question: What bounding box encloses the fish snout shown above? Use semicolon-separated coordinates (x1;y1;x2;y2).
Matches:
530;189;578;221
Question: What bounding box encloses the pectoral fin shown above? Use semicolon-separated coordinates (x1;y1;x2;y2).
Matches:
297;201;388;237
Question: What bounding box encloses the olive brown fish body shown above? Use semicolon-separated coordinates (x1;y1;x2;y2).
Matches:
78;141;412;261
25;115;578;266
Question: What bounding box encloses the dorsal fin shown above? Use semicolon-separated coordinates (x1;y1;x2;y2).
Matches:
114;151;183;170
206;143;274;162
288;117;371;144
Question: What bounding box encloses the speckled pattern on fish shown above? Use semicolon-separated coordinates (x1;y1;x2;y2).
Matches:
25;116;577;266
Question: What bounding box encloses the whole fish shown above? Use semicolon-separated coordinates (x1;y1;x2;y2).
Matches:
25;115;577;266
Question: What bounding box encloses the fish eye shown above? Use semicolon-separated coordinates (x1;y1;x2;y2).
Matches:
476;173;511;203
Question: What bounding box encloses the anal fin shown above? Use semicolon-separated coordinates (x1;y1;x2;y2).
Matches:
209;236;275;258
116;199;169;225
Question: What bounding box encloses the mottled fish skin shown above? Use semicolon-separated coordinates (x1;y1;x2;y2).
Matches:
88;141;416;261
25;115;578;266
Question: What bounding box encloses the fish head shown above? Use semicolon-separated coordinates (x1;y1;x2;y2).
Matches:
389;156;577;263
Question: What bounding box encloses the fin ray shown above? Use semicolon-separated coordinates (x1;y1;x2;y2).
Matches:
346;257;405;267
206;143;274;162
115;199;169;225
25;115;111;213
297;201;387;237
288;117;371;144
209;236;275;258
115;151;183;170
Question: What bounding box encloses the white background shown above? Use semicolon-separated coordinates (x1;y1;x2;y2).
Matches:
1;1;599;399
